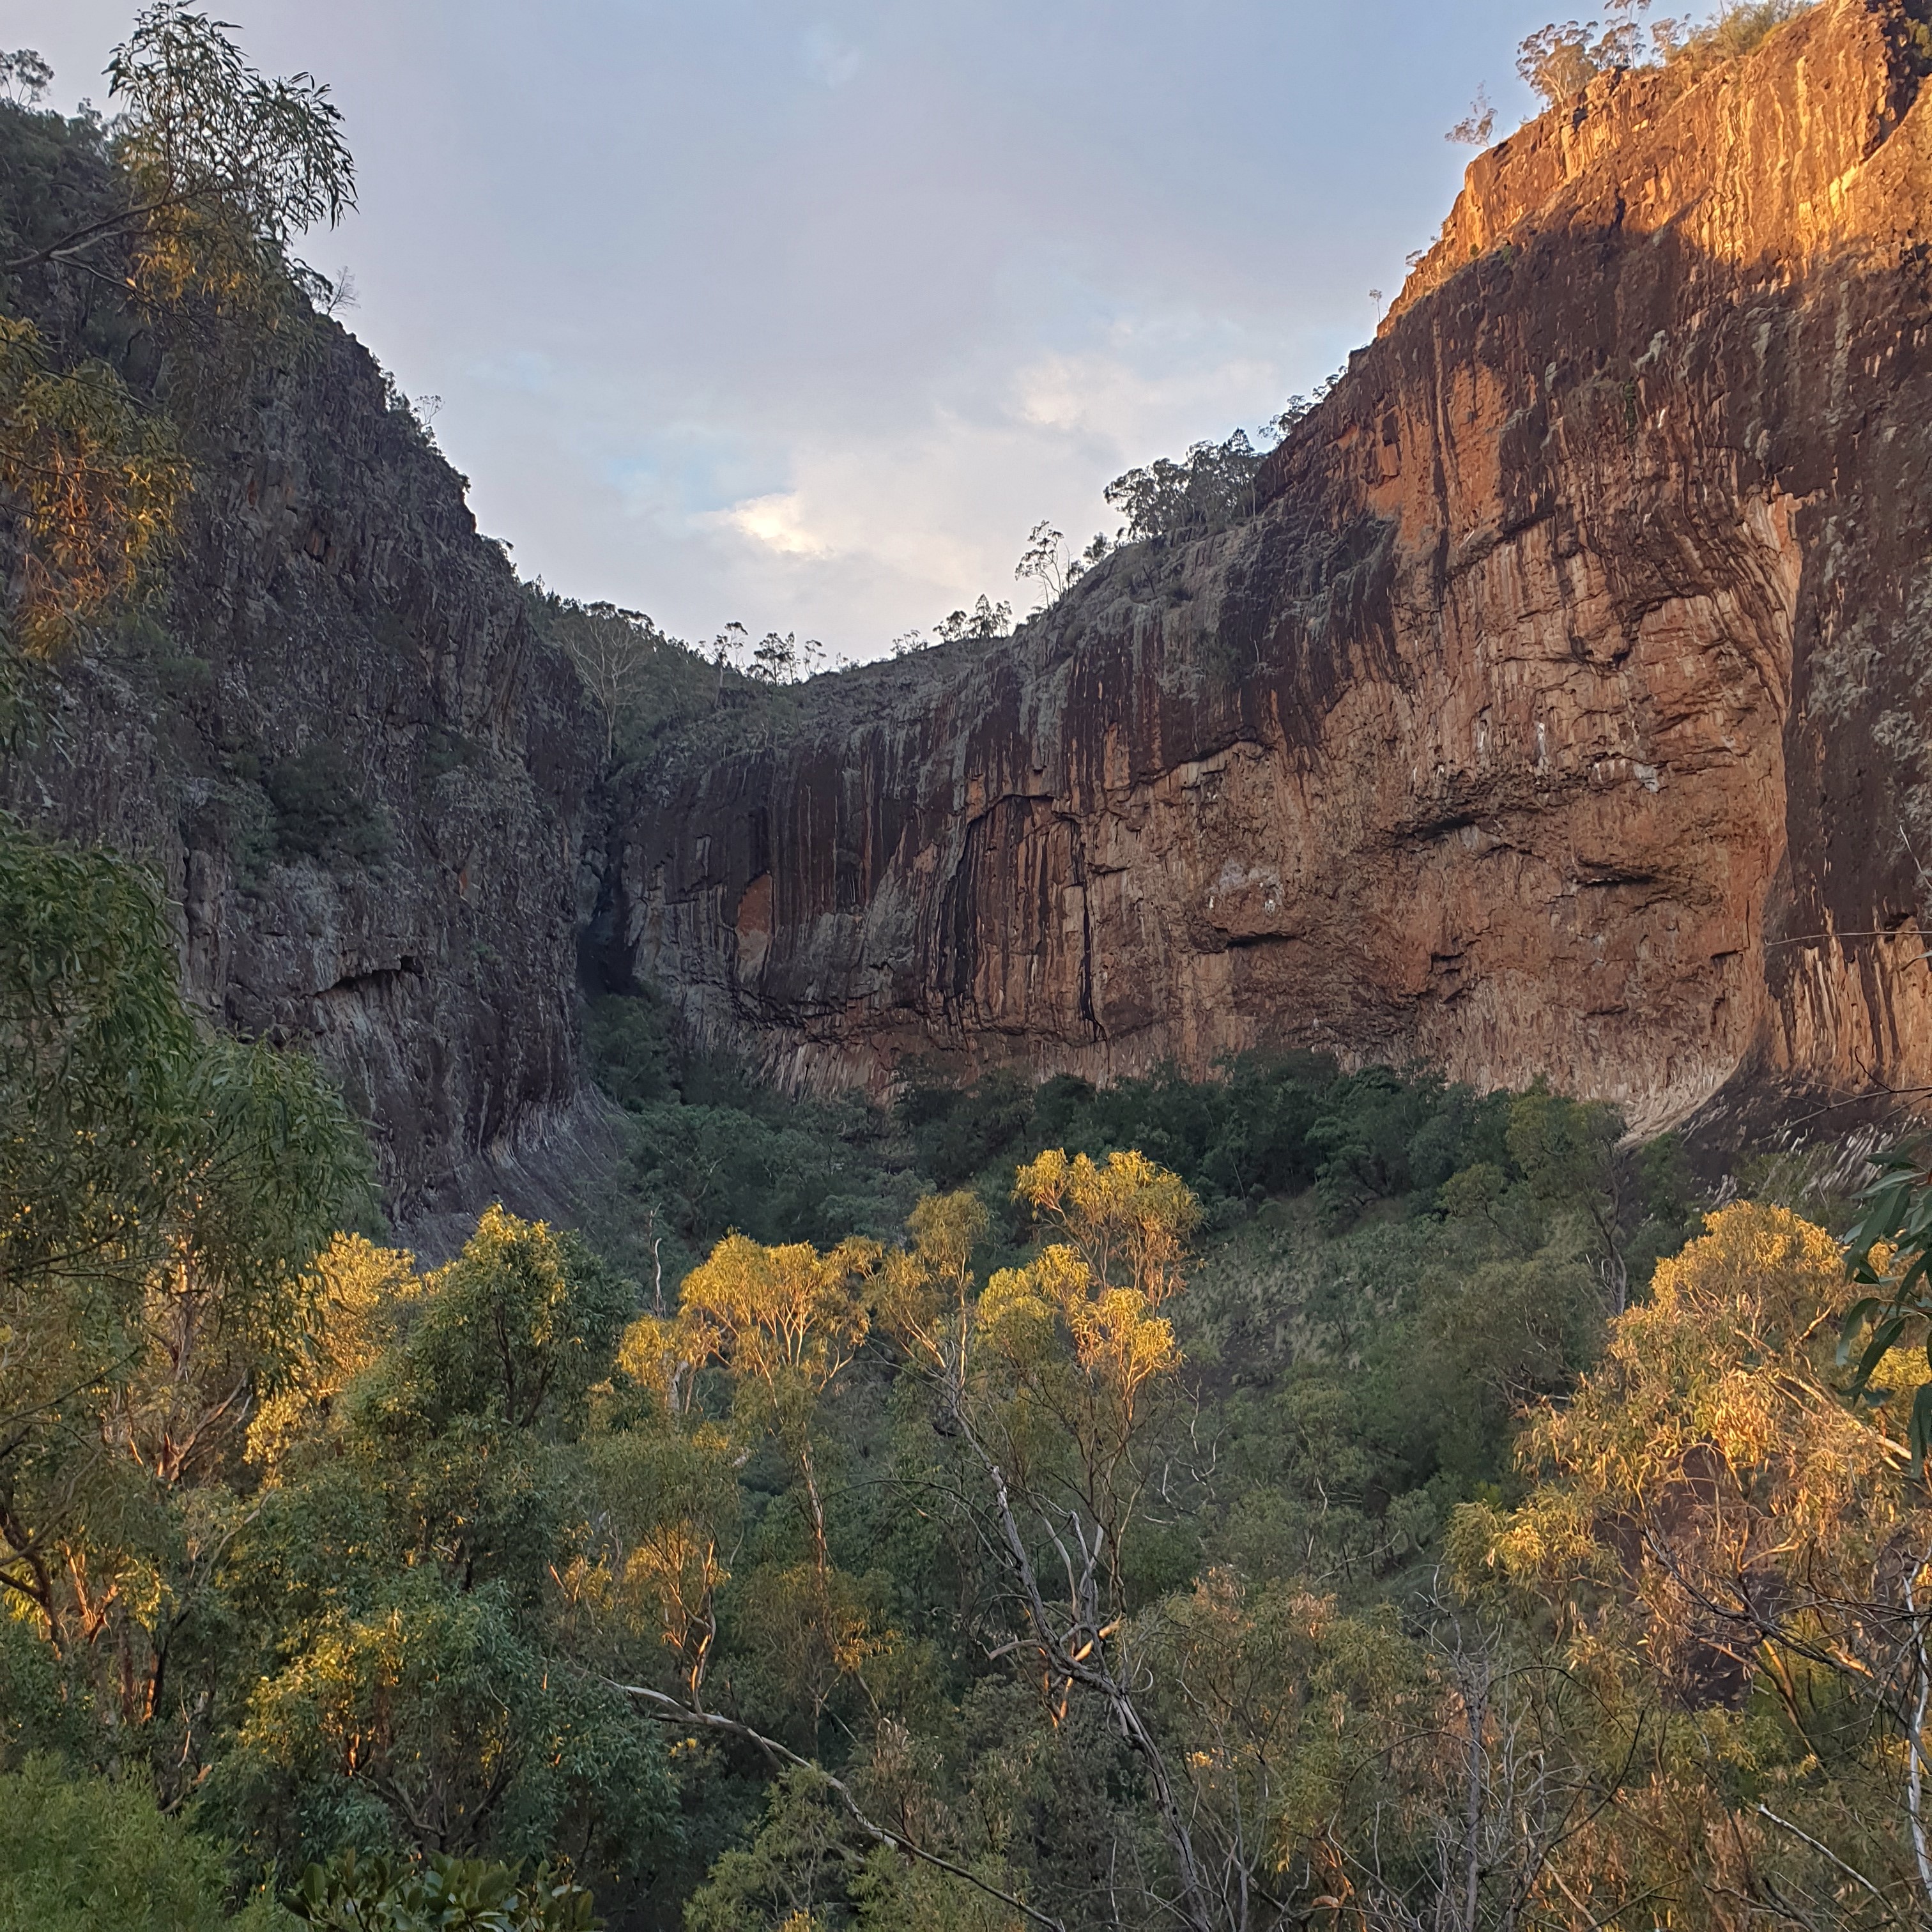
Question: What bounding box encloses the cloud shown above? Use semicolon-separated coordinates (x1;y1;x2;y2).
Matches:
30;0;1513;660
716;491;836;558
1011;341;1287;448
670;313;1298;647
468;349;555;396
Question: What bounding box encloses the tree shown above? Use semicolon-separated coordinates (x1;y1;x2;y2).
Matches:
212;1211;676;1877
0;817;368;1746
0;318;191;655
1515;15;1646;107
676;1232;879;1575
877;1153;1231;1931
932;596;1011;643
1503;1084;1627;1308
1;10;362;657
0;1756;286;1932
0;814;195;1307
550;601;660;763
1143;1569;1425;1929
1458;1201;1932;1920
710;619;749;699
878;1189;988;1423
3;5;356;314
1446;86;1496;146
379;1203;631;1437
1103;432;1265;546
1013;523;1108;612
227;1573;665;1869
1509;2;1789;111
0;50;52;107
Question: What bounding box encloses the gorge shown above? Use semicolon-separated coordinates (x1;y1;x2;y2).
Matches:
13;6;1932;1924
9;0;1932;1205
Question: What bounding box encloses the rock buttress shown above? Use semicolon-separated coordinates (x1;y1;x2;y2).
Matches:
609;0;1932;1128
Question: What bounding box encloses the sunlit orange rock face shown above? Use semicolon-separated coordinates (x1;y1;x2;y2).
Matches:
610;0;1932;1128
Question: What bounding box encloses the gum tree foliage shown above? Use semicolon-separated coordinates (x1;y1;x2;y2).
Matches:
1453;1201;1932;1922
210;1209;674;1876
1095;379;1340;551
0;817;370;1735
0;1756;286;1932
0;831;675;1887
1103;429;1268;546
1446;84;1498;144
0;316;190;655
889;596;1015;655
4;4;356;310
1;8;356;660
1515;1;1814;110
546;599;664;762
934;595;1012;643
1013;521;1111;613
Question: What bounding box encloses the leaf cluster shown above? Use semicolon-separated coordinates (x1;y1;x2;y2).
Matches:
288;1846;597;1931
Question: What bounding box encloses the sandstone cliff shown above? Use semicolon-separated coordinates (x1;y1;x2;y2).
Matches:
604;0;1932;1131
3;148;598;1215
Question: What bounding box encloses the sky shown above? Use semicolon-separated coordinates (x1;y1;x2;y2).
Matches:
18;0;1566;661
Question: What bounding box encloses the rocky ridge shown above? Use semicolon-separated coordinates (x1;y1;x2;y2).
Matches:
603;0;1932;1132
5;308;598;1220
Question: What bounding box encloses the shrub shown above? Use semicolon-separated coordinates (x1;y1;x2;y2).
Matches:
287;1848;597;1931
1104;431;1268;544
266;743;391;866
583;988;676;1109
894;1063;1035;1186
1684;0;1811;63
0;1758;277;1932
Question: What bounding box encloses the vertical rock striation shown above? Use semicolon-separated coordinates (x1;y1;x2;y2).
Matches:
7;318;598;1216
608;0;1932;1128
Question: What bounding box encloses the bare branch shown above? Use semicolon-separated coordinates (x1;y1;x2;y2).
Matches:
610;1680;1068;1932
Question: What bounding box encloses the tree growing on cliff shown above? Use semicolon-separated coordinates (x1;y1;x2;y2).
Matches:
1446;84;1497;144
1103;429;1269;546
0;316;192;656
1013;522;1110;612
932;595;1012;643
1513;0;1813;109
747;629;826;684
551;599;662;762
2;4;356;316
0;8;362;660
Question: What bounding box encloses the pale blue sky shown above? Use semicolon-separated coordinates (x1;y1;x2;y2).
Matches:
21;1;1579;657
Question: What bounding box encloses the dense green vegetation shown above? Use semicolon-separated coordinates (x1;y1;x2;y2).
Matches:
13;788;1932;1928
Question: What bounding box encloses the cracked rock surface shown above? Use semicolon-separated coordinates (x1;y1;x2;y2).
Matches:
605;0;1932;1129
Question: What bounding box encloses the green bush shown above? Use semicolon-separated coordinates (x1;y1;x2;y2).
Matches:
0;1612;82;1766
287;1848;597;1931
0;1758;280;1932
1682;0;1811;63
894;1062;1034;1186
583;988;676;1109
907;1052;1333;1210
266;744;391;866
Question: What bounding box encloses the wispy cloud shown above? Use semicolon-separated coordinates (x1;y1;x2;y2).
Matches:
715;491;836;558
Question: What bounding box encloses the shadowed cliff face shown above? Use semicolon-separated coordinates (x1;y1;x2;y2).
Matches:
5;303;597;1217
607;0;1932;1128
